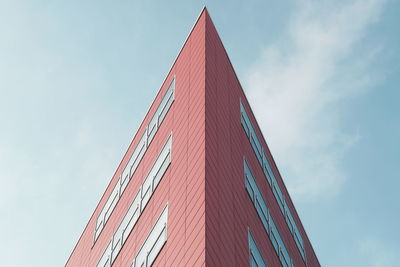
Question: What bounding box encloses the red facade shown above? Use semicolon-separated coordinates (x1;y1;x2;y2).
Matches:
66;8;320;267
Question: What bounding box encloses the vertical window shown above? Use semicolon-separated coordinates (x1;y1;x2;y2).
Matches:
134;205;168;267
158;78;175;125
248;231;267;267
240;99;306;264
152;136;172;190
122;190;141;243
141;134;172;213
255;196;269;231
240;102;251;137
262;154;272;186
147;115;158;146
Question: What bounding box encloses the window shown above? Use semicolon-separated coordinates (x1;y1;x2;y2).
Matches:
97;241;112;267
94;77;175;243
110;189;141;263
255;196;269;231
245;175;255;202
94;220;103;242
272;181;285;213
152;136;172;190
104;185;120;223
141;178;152;212
295;229;306;260
240;100;251;138
244;160;257;202
241;100;263;165
97;134;172;265
245;159;270;234
248;231;267;267
244;158;294;267
285;206;295;233
141;134;172;213
147;114;158;146
95;182;121;243
262;155;272;186
269;219;279;254
133;205;168;267
250;132;263;164
240;99;306;263
158;78;175;125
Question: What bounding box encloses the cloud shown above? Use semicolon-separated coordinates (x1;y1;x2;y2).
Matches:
358;237;397;267
245;0;387;200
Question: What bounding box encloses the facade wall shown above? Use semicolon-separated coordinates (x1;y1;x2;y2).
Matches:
66;11;208;267
203;11;320;267
67;8;320;267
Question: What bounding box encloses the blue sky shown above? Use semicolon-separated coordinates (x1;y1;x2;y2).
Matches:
0;0;399;266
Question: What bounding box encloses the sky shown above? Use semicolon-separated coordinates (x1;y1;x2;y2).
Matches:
0;0;399;266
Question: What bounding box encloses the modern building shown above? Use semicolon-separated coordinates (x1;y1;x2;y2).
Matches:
66;8;320;267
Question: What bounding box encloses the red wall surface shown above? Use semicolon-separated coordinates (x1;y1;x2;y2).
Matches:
66;8;319;267
67;10;207;267
203;10;320;267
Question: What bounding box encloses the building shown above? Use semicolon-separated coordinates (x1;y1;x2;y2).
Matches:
66;8;320;267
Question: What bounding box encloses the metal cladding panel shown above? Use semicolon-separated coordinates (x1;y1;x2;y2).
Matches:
203;10;320;267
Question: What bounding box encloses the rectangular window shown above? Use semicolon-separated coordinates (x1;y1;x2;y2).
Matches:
245;159;269;233
158;78;175;126
244;160;257;202
94;78;175;244
147;114;158;146
277;232;291;267
95;182;120;242
269;218;279;254
285;207;295;233
240;100;251;138
244;158;295;267
280;251;291;267
122;190;141;243
240;100;306;264
111;238;122;264
248;231;267;267
262;154;272;186
147;221;167;265
97;241;112;267
295;229;306;260
245;175;255;202
110;189;141;263
255;196;269;232
141;134;172;213
120;131;148;195
152;136;172;190
104;185;120;223
133;204;168;267
272;181;285;213
132;132;147;174
250;132;263;165
294;225;304;250
94;220;103;242
141;182;152;212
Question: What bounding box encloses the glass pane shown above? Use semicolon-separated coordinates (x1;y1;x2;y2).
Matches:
147;226;167;266
248;231;267;267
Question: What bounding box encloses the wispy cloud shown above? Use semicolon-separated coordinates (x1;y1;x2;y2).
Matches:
246;0;387;200
358;237;397;267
